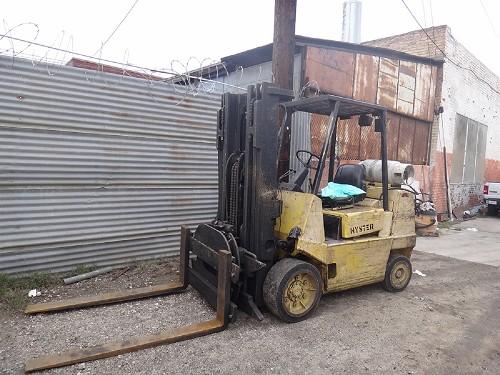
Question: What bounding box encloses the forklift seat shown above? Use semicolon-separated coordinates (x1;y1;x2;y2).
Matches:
320;164;366;208
333;164;365;191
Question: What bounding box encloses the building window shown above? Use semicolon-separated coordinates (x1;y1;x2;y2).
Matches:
450;114;488;184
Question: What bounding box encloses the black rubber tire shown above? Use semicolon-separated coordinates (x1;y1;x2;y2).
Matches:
263;258;322;323
382;254;412;292
487;204;498;216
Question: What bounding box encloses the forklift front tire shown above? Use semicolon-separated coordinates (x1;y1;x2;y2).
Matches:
383;254;412;292
263;258;322;323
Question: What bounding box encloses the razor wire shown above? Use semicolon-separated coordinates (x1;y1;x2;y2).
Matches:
0;22;249;106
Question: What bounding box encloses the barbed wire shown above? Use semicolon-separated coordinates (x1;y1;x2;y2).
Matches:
0;21;329;108
298;79;320;98
0;21;40;57
0;21;248;104
93;0;140;57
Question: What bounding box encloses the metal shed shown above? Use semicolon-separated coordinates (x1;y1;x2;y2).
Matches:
0;56;220;274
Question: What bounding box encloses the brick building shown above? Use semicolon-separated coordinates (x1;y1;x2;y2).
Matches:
183;27;500;218
365;25;500;217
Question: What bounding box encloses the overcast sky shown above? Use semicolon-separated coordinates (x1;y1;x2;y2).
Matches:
2;0;500;77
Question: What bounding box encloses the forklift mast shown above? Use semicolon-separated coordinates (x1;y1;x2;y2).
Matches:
216;83;294;306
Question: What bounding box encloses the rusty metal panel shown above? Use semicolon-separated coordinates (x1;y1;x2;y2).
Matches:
397;84;415;103
386;112;401;160
396;94;414;115
352;54;379;103
396;61;416;116
412;120;430;164
376;58;399;110
398;72;416;91
304;47;436;123
413;64;432;120
399;60;417;76
379;57;399;76
305;46;355;97
427;66;438;121
397;117;416;163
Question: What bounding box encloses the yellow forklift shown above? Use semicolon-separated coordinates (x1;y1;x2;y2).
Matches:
24;83;416;371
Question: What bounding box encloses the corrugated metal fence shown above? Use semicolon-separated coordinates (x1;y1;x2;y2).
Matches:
0;56;221;274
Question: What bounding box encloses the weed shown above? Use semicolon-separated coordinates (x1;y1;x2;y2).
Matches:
0;272;61;311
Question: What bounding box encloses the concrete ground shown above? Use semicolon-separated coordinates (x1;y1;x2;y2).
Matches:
2;216;500;375
417;216;500;266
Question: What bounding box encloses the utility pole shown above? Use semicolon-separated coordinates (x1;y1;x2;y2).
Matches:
272;0;297;90
272;0;297;176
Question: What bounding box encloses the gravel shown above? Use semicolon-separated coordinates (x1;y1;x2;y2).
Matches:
2;251;500;375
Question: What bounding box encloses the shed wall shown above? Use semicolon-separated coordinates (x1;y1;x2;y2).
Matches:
303;46;436;167
0;56;220;274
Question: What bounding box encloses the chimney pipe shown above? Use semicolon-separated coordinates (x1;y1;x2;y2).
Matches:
342;0;362;43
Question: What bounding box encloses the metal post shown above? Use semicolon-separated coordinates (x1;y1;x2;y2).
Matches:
179;225;191;288
442;145;453;220
312;102;340;194
380;111;389;211
328;120;338;182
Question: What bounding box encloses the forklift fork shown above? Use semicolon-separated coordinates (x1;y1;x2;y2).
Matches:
23;226;232;373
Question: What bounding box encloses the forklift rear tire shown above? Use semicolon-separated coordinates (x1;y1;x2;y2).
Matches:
383;254;412;292
263;258;322;323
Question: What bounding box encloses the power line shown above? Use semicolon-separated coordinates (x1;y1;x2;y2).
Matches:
400;0;500;96
94;0;140;56
428;0;437;58
479;0;499;41
0;32;246;91
420;0;432;57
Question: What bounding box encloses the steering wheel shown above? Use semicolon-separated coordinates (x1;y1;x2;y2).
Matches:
296;150;320;170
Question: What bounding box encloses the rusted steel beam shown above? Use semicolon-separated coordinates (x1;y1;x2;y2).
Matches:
24;250;233;373
24;320;223;373
25;226;193;315
24;281;185;314
179;225;191;288
216;250;232;326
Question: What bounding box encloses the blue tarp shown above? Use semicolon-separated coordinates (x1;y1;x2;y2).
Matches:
320;182;366;199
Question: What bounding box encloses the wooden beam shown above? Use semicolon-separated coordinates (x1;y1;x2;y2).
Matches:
272;0;297;90
273;0;297;177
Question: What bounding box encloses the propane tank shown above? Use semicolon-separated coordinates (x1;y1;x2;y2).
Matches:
359;159;415;185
